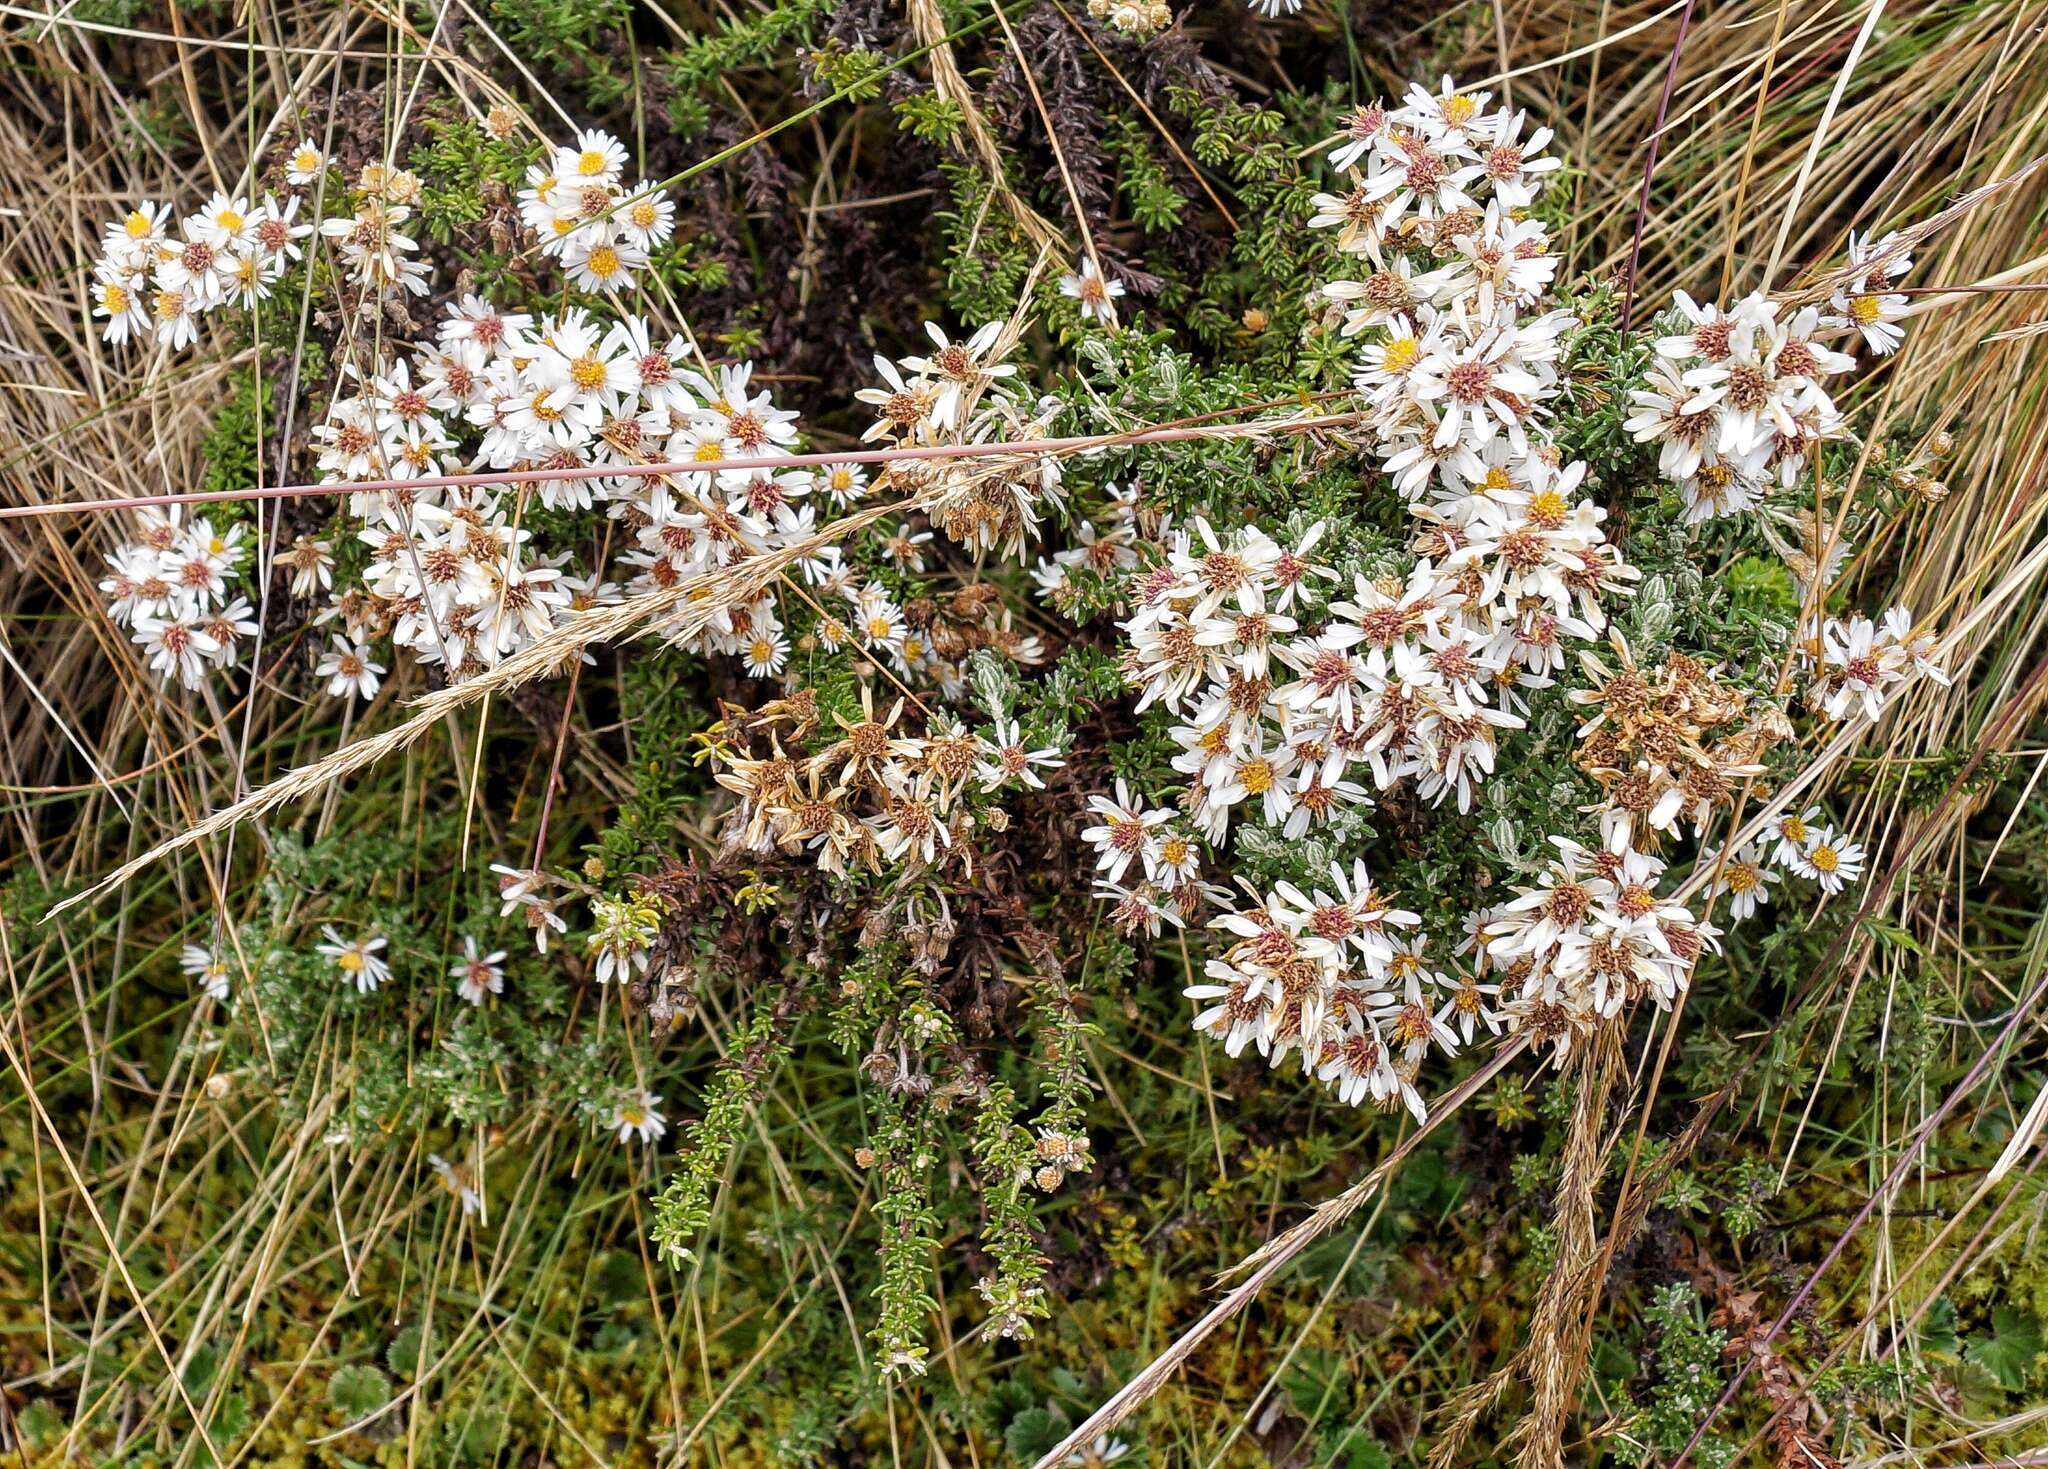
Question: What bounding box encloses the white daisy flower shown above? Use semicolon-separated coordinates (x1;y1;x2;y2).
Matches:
317;927;391;993
449;936;507;1006
180;943;232;1001
1058;257;1125;325
610;1091;668;1145
1790;826;1865;894
284;137;325;186
315;636;385;700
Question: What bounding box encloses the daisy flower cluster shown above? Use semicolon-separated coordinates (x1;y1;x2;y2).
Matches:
310;292;783;684
97;509;259;690
89;190;310;348
1804;604;1949;722
706;685;1065;881
1618;239;1949;726
91;122;1067;705
1626;236;1911;525
1081;78;1651;1107
852;316;1069;567
1315;76;1569;501
1088;77;1935;1116
516;128;676;293
1626;292;1857;521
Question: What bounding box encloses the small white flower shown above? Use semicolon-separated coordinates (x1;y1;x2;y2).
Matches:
611;1090;668;1145
1769;805;1824;869
317;926;391;993
975;718;1065;791
1058;257;1125;325
449;936;507;1005
1080;778;1175;883
1058;1435;1131;1468
741;630;790;678
133;613;220;689
1709;843;1779;921
181;943;231;1001
1790;826;1865;894
565;129;628;185
315;636;385;700
428;1153;483;1216
284;138;325;186
92;265;151;345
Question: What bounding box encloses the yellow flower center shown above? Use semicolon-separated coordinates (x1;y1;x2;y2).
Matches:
1382;336;1418;372
124;210;152;237
587;245;620;279
630;201;657;228
1483;466;1513;493
570;353;608;391
1239;758;1274;795
1527;488;1567;525
576;149;608;176
217;209;244;234
1811;845;1839;873
529;390;563;423
694;441;724;463
337;950;364;972
1849;295;1883;325
103;283;128;312
294;148;320;172
1442;94;1477;125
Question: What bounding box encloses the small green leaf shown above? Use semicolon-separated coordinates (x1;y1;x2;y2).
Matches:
327;1364;392;1420
1967;1307;2042;1391
386;1325;425;1379
16;1399;64;1449
182;1339;224;1396
1921;1299;1960;1358
1003;1406;1070;1463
